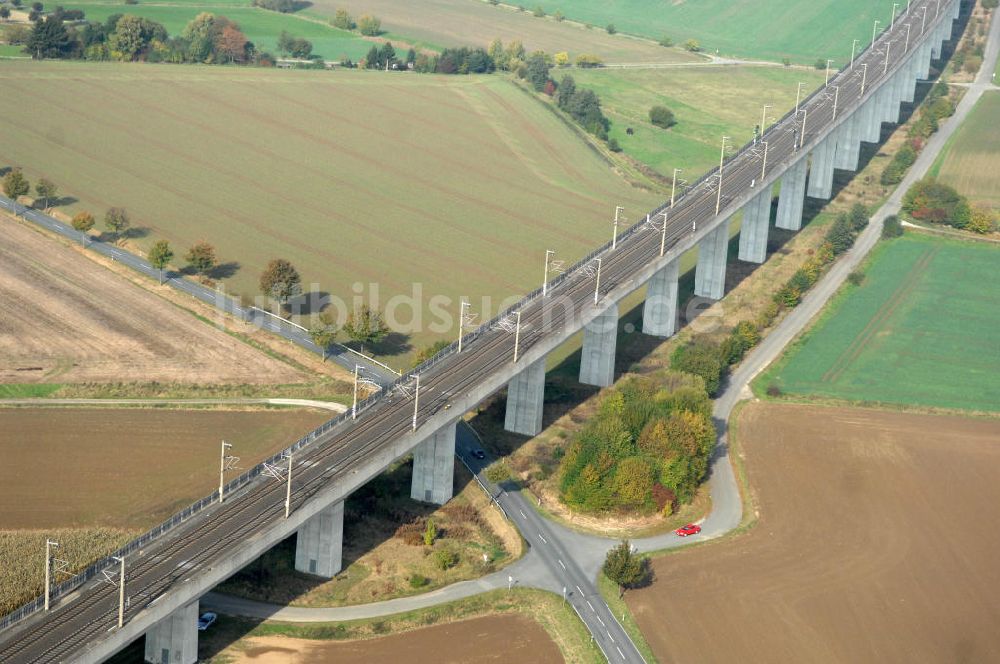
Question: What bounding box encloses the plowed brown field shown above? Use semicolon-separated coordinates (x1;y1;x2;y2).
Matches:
229;614;562;664
0;408;330;529
0;216;305;385
629;403;1000;664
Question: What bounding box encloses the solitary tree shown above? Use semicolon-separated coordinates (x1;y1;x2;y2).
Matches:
423;518;436;547
185;241;217;277
331;8;354;30
71;211;95;245
104;207;130;243
148;239;173;284
649;105;677;129
308;310;339;360
343;304;389;352
357;13;380;36
259;258;302;313
34;177;57;211
3;167;30;202
603;540;648;598
0;8;11;22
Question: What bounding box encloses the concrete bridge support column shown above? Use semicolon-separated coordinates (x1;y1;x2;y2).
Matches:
775;158;808;231
952;0;960;20
918;41;932;79
737;188;771;264
504;358;545;436
295;500;344;577
807;131;837;200
579;303;618;387
931;28;942;60
411;423;456;504
144;601;198;664
878;79;898;125
835;112;862;171
902;55;919;103
860;95;882;143
694;219;730;299
642;260;679;336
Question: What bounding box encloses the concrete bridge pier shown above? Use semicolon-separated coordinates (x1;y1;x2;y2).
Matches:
143;601;198;664
859;95;882;143
694;218;730;299
737;188;771;264
834;112;862;171
411;423;456;504
642;259;679;336
295;500;344;577
775;158;808;231
902;55;919;103
504;357;545;436
807;131;837;200
579;303;619;387
917;40;932;79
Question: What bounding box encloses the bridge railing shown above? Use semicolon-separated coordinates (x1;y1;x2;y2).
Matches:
0;0;939;634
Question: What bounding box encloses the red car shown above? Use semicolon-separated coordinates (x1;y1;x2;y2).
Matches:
675;523;702;537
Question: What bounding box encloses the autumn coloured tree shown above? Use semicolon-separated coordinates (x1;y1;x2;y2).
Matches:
185;241;217;277
308;310;339;360
71;211;95;244
215;23;248;62
259;258;302;312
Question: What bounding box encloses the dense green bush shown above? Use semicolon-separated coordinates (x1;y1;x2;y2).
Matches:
648;105;677;129
902;178;972;228
882;214;904;239
670;341;724;396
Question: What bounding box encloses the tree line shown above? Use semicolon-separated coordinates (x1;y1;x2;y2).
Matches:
19;8;274;64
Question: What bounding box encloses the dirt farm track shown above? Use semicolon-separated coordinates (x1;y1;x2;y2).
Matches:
629;402;1000;664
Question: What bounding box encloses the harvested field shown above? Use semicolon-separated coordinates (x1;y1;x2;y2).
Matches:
0;215;307;385
629;402;1000;664
226;614;562;664
308;0;697;64
759;233;1000;411
0;61;661;363
0;407;330;529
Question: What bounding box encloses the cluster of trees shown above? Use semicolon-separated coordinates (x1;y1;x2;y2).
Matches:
880;139;919;185
559;374;717;515
903;178;995;233
671;321;761;397
21;10;264;64
362;41;415;70
276;29;312;58
430;46;492;74
552;74;611;140
330;8;381;36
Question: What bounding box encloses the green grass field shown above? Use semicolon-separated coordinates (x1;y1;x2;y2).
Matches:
931;91;1000;209
568;66;825;177
758;233;1000;412
56;0;375;60
0;61;660;364
520;0;897;64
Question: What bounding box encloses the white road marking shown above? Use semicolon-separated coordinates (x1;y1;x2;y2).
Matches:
576;585;585;598
538;533;547;544
617;646;626;659
558;559;566;570
607;630;615;643
519;509;526;519
587;600;595;612
597;616;606;627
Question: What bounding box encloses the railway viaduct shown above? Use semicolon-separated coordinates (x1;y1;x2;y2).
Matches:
0;0;963;661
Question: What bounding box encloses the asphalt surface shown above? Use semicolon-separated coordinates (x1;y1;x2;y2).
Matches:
0;2;956;661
